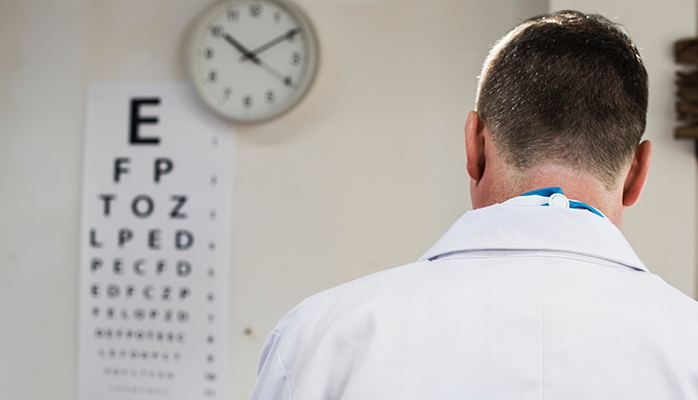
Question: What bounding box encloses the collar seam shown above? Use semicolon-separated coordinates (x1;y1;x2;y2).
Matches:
422;248;646;272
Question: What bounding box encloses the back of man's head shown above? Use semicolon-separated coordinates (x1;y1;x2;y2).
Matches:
476;10;648;189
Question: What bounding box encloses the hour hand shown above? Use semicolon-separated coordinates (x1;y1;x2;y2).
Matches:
223;33;260;64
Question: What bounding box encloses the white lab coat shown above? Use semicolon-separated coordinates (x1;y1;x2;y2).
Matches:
250;201;698;399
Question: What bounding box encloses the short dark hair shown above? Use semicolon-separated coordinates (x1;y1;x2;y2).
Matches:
476;10;648;187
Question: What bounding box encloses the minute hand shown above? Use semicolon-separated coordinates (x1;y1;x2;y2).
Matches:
240;28;302;62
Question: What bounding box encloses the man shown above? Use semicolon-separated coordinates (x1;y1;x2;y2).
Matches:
251;11;698;399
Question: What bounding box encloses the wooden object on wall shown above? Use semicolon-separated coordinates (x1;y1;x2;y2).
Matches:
675;38;698;141
675;38;698;64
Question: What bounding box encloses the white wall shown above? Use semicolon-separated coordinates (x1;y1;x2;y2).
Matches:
549;0;698;298
2;0;695;399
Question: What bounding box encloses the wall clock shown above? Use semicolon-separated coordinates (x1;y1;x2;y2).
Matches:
186;0;319;123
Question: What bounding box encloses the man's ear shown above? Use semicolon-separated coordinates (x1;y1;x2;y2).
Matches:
465;111;486;182
622;140;652;207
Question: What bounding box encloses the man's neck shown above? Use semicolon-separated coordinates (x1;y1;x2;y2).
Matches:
471;164;625;227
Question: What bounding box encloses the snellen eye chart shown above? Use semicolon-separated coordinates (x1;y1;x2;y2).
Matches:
78;83;232;400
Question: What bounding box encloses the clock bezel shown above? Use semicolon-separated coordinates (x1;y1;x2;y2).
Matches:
184;0;320;124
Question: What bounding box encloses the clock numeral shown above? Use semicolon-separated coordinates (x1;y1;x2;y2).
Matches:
249;4;262;18
208;70;217;83
221;87;232;103
242;95;253;109
204;47;215;60
178;310;190;323
265;90;275;104
211;25;224;38
290;52;301;66
274;11;281;24
227;9;239;21
284;76;293;87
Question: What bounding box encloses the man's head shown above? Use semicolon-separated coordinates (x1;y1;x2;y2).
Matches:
466;10;652;226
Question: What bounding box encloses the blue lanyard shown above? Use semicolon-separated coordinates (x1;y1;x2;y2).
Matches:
520;187;605;218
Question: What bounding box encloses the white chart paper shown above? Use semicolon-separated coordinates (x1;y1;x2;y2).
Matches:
78;83;232;400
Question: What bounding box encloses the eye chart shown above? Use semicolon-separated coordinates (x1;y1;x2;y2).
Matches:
78;83;232;400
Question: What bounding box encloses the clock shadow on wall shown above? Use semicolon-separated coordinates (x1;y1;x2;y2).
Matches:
184;0;320;127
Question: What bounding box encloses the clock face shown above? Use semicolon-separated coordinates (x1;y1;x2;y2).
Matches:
186;0;319;123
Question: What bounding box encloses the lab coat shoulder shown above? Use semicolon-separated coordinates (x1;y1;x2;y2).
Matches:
641;272;698;333
250;260;433;400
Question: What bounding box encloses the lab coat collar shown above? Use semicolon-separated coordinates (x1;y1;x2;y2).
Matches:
419;203;647;272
